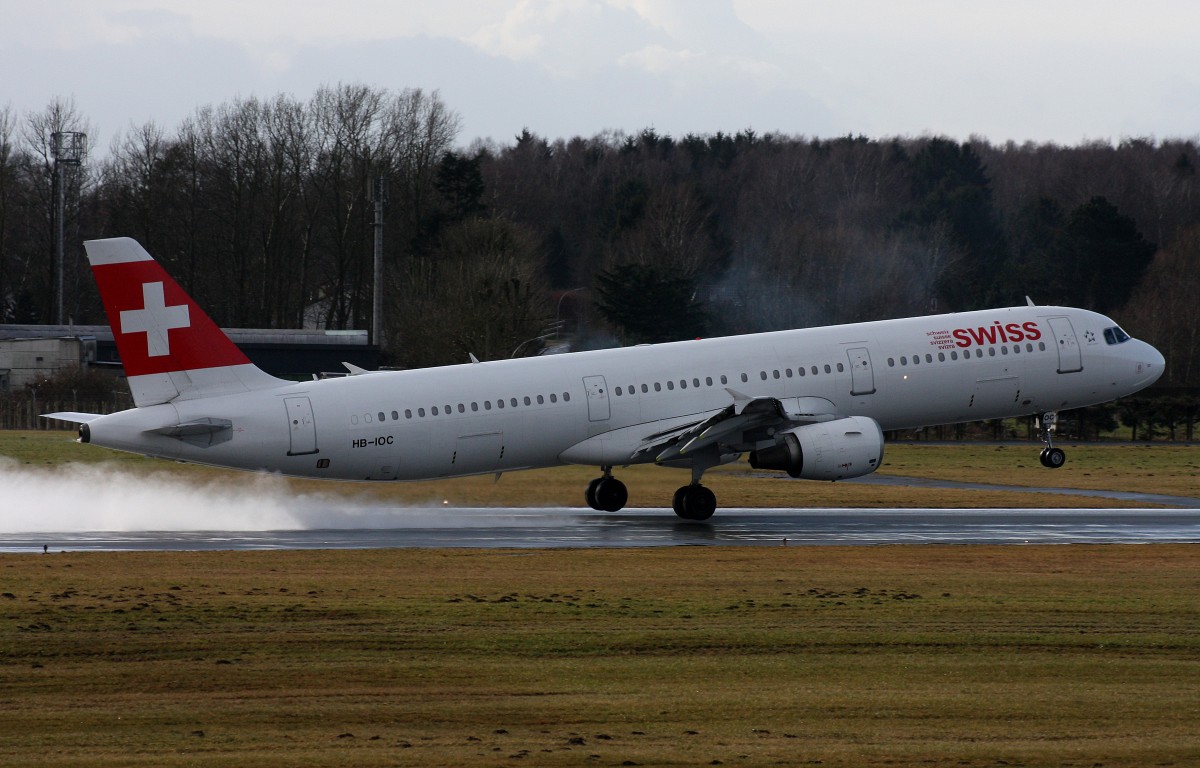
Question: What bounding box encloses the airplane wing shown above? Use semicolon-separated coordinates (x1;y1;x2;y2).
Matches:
632;390;841;463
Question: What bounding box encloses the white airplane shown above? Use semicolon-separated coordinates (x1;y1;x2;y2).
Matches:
45;237;1164;520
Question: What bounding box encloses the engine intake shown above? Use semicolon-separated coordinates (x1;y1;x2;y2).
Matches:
748;416;884;481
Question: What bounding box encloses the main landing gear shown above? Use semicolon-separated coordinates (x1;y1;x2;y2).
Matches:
584;466;719;521
585;467;628;512
672;484;716;521
1038;411;1066;468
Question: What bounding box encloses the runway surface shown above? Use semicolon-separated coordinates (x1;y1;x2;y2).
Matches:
3;507;1199;552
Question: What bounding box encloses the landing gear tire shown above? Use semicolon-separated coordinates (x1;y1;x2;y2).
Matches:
672;484;716;521
585;477;604;510
1040;447;1066;468
593;477;628;512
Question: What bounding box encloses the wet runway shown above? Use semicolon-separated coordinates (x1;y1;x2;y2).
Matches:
3;507;1199;552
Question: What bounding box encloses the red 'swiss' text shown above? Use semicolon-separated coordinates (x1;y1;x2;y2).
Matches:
928;321;1042;349
951;321;1041;348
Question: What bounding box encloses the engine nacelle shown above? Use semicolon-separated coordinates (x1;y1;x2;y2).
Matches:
748;416;884;481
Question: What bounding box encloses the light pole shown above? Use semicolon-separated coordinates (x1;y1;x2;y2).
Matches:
51;131;85;326
370;174;386;350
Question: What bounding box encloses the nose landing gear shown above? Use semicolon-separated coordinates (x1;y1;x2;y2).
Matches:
1038;411;1066;468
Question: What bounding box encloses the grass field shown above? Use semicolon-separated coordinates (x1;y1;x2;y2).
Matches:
2;546;1199;767
2;431;1198;766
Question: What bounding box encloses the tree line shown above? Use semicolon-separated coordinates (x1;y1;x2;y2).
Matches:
1;86;1198;387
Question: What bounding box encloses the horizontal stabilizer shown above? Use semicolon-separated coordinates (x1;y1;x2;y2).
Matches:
41;412;105;424
148;417;233;437
148;417;233;448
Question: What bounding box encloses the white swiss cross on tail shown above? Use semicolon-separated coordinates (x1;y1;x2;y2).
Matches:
120;281;191;357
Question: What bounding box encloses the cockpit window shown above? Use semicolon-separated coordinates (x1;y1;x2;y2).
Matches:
1103;326;1131;345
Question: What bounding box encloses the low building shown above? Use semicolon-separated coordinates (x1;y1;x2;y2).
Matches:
0;336;93;391
0;324;379;388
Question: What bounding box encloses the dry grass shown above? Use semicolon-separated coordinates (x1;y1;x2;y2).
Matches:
2;546;1199;767
3;432;1198;766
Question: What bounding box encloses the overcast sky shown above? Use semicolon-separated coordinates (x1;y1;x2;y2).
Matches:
4;0;1199;154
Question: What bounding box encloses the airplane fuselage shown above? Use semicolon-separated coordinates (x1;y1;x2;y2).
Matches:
84;304;1162;483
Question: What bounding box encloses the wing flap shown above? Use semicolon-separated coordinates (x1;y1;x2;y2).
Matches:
635;393;842;464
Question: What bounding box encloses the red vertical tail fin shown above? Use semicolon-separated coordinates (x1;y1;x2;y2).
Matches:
85;237;285;406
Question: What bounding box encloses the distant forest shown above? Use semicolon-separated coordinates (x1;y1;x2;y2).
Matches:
2;86;1197;387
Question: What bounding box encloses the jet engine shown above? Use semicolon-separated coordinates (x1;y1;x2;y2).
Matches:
748;416;884;481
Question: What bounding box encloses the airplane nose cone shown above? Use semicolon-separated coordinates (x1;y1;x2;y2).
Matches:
1135;342;1166;387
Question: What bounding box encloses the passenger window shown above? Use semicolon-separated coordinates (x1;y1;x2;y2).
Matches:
484;401;492;410
432;406;439;416
459;404;466;413
404;409;412;419
799;367;806;376
667;381;675;390
523;397;531;406
937;352;945;362
950;351;957;360
976;349;983;358
550;394;558;403
988;347;996;357
641;384;648;393
824;364;831;374
351;414;359;425
741;373;749;383
654;383;662;392
720;375;728;385
497;399;504;409
365;413;373;423
706;377;713;386
537;395;544;404
1012;345;1020;354
811;366;818;375
680;380;687;389
1038;342;1046;351
391;410;399;420
773;370;781;379
924;354;931;363
837;363;844;372
785;369;792;378
616;386;623;396
1001;346;1008;355
900;357;907;365
417;408;425;418
563;393;570;402
694;378;701;387
471;402;479;411
912;355;919;365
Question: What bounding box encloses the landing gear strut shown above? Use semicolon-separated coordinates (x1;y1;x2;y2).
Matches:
585;466;628;512
1038;411;1066;468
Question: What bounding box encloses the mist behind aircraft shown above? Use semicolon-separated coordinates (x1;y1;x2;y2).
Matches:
0;459;459;533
